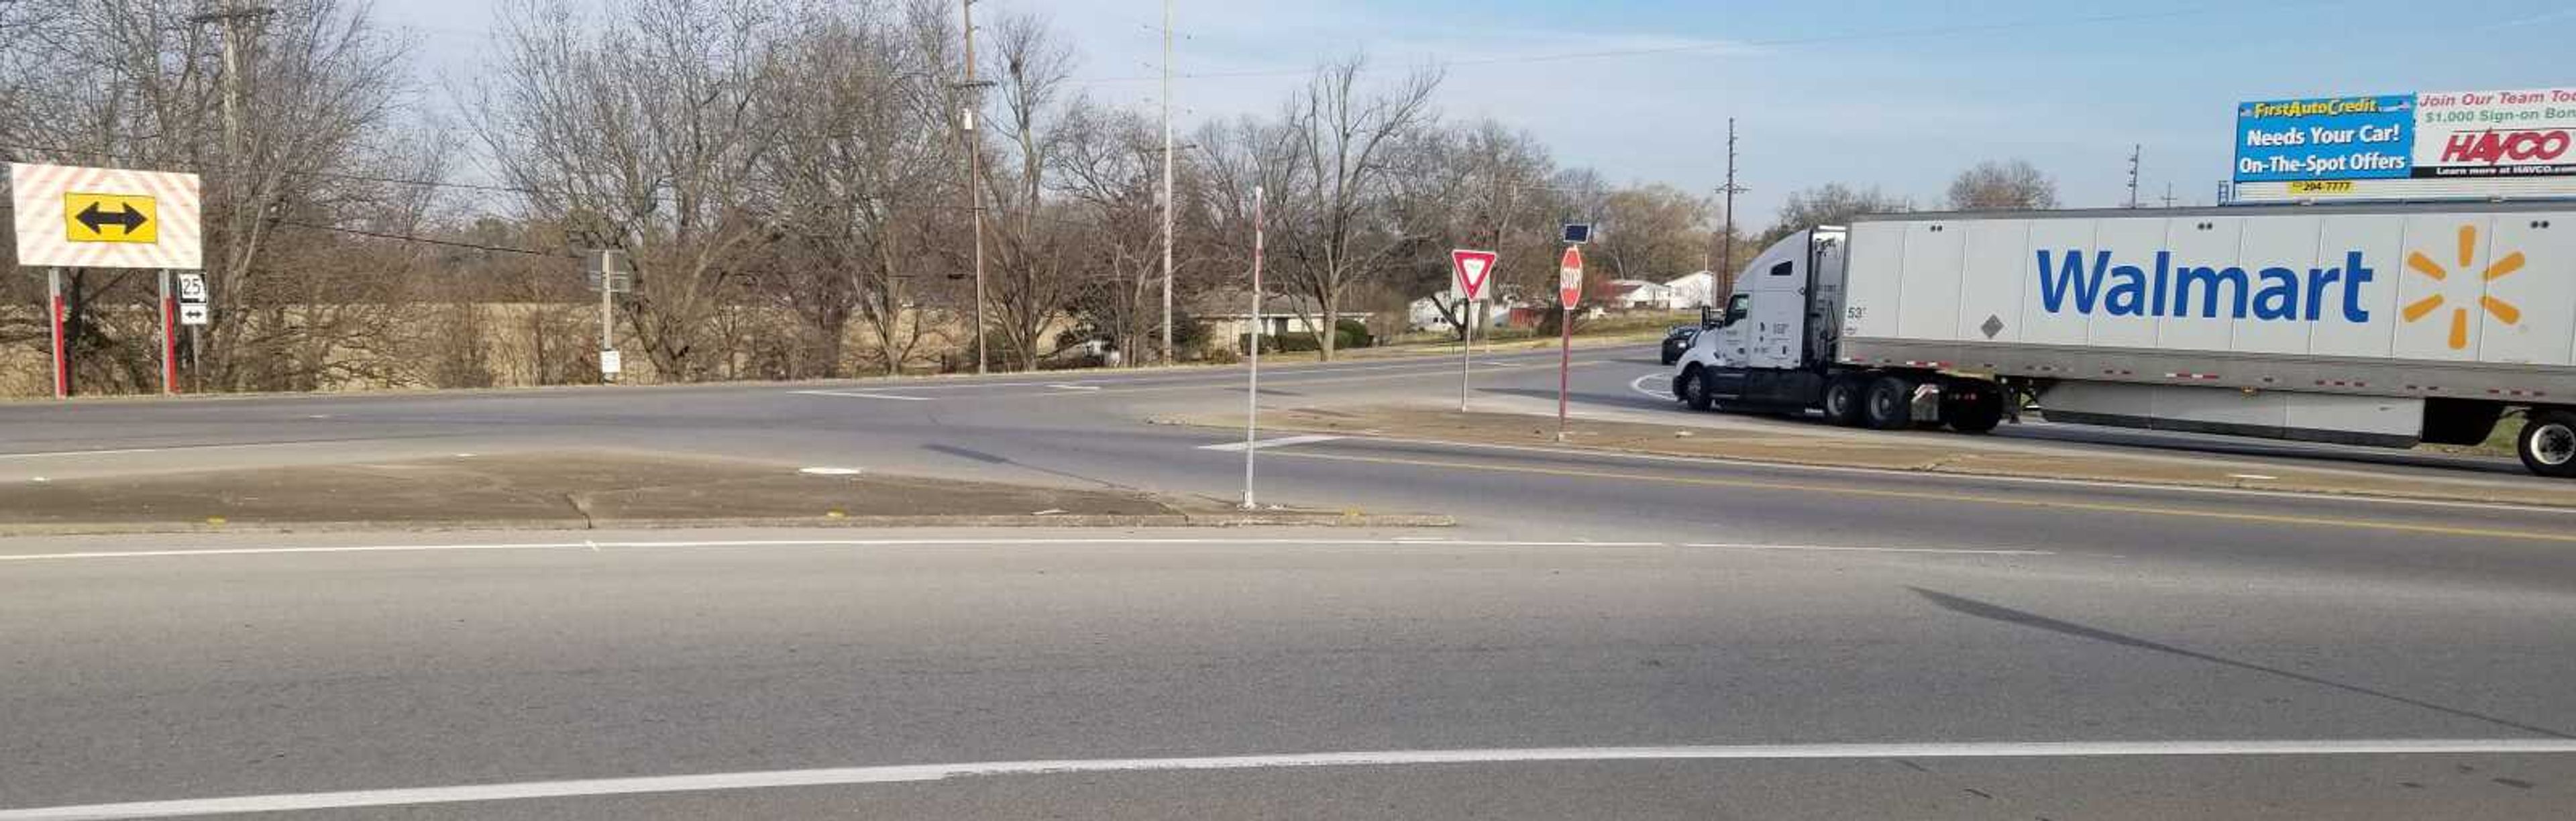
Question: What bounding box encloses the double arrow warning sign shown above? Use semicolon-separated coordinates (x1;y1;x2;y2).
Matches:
10;162;201;270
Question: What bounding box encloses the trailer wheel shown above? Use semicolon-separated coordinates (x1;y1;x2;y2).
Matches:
1945;382;2006;434
2518;409;2576;478
1679;367;1715;411
1823;376;1870;427
1864;375;1915;431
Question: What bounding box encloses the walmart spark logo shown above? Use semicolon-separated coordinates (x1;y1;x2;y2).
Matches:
2402;225;2526;350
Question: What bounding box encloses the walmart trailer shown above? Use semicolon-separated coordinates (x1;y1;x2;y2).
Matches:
1670;202;2576;477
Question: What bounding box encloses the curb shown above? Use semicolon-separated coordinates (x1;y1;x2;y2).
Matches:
0;512;1455;539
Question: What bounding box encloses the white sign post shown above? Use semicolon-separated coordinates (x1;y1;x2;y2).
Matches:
1242;186;1267;510
1450;249;1499;413
11;163;203;399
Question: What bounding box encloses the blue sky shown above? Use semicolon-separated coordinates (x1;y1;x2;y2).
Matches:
381;0;2576;226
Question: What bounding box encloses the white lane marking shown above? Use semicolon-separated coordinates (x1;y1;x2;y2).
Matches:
0;443;272;460
11;739;2573;820
0;537;1952;563
1046;384;1103;392
1682;543;2051;556
790;390;931;402
2231;474;2279;481
1629;372;1674;401
798;467;863;476
1198;434;1344;452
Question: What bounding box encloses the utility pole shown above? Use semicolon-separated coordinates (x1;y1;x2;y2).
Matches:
2125;144;2142;209
193;0;275;394
2159;183;2177;209
1713;117;1748;296
959;0;990;374
1159;0;1176;367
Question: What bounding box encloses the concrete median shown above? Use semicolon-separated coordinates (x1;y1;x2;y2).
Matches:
0;451;1448;536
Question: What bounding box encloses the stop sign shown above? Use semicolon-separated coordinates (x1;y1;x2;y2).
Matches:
1558;245;1584;307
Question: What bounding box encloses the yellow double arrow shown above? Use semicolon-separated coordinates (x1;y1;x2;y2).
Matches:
63;193;157;243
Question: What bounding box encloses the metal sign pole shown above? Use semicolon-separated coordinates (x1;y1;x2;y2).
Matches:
160;269;177;395
1242;185;1265;510
1558;299;1572;441
46;267;67;399
1459;300;1473;413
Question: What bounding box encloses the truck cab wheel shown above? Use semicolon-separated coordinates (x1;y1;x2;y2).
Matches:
1680;368;1715;411
2519;410;2576;478
1823;376;1870;427
1864;375;1915;430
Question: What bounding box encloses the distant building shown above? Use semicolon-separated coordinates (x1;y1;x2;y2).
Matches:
1664;271;1721;309
1189;290;1373;352
1599;279;1681;311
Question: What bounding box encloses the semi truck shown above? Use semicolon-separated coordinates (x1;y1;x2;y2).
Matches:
1668;202;2576;478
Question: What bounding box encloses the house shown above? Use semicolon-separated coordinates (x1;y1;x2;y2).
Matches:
1407;289;1501;332
1190;290;1373;352
1664;270;1721;309
1598;279;1681;311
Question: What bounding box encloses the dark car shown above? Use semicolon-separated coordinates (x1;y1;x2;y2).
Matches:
1659;325;1700;365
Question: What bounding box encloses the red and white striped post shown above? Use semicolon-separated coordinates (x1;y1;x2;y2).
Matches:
159;269;178;395
46;268;68;399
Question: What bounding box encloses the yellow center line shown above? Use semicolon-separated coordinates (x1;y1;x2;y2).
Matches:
1266;450;2576;545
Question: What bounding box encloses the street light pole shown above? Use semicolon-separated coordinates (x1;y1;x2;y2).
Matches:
1159;0;1176;366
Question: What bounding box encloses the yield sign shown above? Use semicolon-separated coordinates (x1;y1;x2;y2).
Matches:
1450;249;1499;302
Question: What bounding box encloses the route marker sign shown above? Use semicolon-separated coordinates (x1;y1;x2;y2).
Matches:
1559;245;1585;307
176;272;209;326
1450;249;1499;302
11;163;201;269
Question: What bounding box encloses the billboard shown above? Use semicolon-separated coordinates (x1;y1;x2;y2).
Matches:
2233;88;2576;203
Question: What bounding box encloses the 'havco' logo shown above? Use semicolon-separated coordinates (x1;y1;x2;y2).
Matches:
2402;224;2525;350
2440;129;2574;165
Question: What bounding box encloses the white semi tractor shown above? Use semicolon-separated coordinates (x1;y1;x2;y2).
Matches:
1669;203;2576;477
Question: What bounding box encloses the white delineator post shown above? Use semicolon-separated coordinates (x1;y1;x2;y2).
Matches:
1242;186;1265;510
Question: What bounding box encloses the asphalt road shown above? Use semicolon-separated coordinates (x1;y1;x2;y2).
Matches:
3;347;2575;818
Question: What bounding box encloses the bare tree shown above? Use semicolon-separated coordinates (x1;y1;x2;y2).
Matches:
1593;184;1711;282
1275;56;1442;360
756;1;953;376
1947;158;2059;211
1052;101;1167;363
474;0;786;382
1762;183;1911;245
978;11;1076;370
